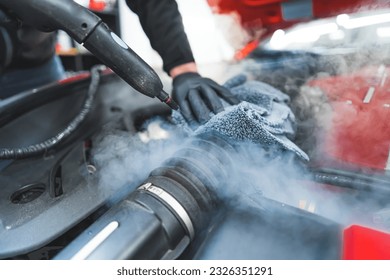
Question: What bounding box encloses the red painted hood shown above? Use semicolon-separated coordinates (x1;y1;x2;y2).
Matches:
208;0;388;39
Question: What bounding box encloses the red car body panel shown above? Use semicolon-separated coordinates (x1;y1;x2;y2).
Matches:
208;0;387;37
307;65;390;172
208;0;389;59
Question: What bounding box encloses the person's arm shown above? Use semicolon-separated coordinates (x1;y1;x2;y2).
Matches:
127;0;239;124
126;0;194;74
169;62;197;78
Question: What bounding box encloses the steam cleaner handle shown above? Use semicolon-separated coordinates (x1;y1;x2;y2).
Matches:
83;22;178;110
0;0;177;110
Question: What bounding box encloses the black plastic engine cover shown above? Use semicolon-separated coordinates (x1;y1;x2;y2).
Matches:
0;72;166;258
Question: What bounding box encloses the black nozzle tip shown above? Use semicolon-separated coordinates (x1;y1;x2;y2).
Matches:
157;90;179;110
165;97;179;110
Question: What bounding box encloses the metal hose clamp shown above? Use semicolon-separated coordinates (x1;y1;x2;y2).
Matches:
138;182;195;240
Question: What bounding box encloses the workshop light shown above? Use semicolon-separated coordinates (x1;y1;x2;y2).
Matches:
329;29;345;41
336;14;350;26
377;26;390;38
269;23;338;49
268;29;285;49
337;12;390;29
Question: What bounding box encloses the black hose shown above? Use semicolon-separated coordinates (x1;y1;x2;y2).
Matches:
310;168;390;199
0;66;102;159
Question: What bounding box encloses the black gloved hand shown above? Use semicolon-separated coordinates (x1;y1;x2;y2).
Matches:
172;72;240;124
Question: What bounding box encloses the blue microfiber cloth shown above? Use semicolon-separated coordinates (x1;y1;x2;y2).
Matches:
172;74;309;161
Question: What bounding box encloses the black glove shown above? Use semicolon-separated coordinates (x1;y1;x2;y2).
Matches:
172;72;240;124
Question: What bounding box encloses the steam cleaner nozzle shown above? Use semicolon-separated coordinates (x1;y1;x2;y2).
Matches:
157;90;179;110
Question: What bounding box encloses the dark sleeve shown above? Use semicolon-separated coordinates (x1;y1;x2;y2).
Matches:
126;0;195;75
0;7;56;71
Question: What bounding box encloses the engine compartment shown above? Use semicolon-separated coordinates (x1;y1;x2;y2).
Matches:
1;62;390;260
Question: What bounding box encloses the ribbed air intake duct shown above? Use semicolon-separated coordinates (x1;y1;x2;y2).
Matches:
55;132;239;260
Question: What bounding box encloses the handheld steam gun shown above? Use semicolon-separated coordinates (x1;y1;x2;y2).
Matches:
0;0;178;110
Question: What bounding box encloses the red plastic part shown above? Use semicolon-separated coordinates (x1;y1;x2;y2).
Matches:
234;39;260;60
343;225;390;260
89;0;106;12
58;72;91;85
58;68;113;85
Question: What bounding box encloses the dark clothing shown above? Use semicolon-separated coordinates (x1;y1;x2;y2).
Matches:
8;27;57;70
0;7;57;71
126;0;195;74
0;55;64;99
0;0;194;75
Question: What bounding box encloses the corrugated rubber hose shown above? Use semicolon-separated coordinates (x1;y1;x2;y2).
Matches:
0;65;102;159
